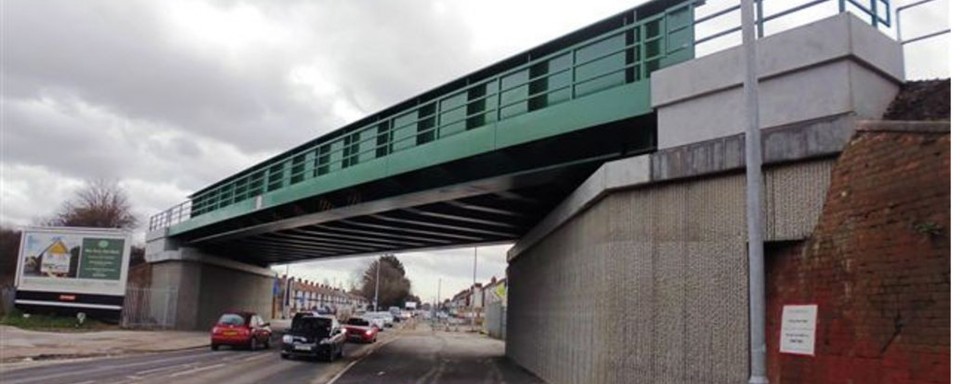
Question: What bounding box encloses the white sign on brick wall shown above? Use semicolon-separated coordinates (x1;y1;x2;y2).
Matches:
780;304;818;356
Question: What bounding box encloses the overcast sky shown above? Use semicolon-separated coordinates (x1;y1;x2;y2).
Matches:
0;0;948;301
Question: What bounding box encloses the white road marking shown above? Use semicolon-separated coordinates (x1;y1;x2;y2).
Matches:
239;353;272;363
168;363;225;378
135;362;194;376
1;352;211;384
326;336;401;384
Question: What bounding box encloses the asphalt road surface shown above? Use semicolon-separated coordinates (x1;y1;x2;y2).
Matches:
1;322;542;384
0;331;364;384
331;328;543;384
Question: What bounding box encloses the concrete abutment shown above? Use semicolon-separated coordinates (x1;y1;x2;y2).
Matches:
144;233;274;330
505;13;912;384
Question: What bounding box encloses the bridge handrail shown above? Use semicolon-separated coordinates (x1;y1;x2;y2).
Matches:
150;0;700;230
694;0;890;46
149;0;908;232
148;200;192;231
895;0;949;44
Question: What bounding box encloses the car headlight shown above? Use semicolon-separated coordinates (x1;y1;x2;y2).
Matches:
282;334;293;344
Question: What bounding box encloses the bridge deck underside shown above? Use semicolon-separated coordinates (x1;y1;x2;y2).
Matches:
204;186;565;265
178;115;655;266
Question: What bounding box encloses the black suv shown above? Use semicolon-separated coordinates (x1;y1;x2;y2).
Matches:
280;313;346;361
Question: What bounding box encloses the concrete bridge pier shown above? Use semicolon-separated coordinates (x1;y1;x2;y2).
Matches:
145;231;275;330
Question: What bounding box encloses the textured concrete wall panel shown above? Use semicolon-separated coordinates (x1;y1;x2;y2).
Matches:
508;161;833;384
765;160;834;240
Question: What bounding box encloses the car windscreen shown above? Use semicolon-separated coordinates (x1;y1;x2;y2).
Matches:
217;313;246;326
346;318;369;326
292;317;332;334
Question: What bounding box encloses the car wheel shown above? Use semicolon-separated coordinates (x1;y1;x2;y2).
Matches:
280;352;290;360
210;344;219;351
337;345;344;358
263;337;270;349
249;337;258;351
328;348;336;362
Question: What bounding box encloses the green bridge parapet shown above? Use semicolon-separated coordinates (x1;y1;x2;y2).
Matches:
150;0;894;236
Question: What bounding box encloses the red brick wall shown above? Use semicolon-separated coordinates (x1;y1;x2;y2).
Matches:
765;128;950;384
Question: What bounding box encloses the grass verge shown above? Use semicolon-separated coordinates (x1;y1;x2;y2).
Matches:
0;309;117;331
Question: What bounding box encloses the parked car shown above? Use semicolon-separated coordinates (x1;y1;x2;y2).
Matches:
343;316;379;343
362;313;387;330
375;311;395;327
281;313;346;361
210;311;272;351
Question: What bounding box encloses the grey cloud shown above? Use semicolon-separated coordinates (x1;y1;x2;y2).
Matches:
4;0;484;156
4;1;335;153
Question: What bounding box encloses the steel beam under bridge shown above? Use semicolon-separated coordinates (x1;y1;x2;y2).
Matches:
151;116;656;266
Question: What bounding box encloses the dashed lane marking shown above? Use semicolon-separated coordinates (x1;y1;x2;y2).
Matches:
135;362;194;376
168;363;225;378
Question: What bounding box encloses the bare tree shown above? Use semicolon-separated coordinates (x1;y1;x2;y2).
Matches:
46;179;138;230
359;255;413;309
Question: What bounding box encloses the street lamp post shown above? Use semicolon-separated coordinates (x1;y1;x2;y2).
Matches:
436;278;442;328
373;257;381;312
740;0;768;383
472;247;478;330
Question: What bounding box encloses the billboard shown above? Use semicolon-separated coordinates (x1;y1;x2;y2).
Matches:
15;227;131;314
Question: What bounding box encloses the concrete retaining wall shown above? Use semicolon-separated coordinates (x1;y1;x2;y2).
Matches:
506;160;834;383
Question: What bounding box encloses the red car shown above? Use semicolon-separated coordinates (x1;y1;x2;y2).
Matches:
343;316;378;343
210;311;272;351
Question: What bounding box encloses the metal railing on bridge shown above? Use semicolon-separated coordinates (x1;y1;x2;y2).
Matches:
693;0;948;58
151;0;938;232
150;0;701;231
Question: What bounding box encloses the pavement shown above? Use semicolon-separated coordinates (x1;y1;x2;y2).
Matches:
0;325;209;364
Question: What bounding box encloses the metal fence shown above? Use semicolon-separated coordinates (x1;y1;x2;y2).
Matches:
122;286;178;329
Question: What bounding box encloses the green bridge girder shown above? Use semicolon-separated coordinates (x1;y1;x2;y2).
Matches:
151;0;700;265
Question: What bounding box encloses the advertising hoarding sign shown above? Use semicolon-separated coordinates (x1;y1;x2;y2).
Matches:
14;227;131;315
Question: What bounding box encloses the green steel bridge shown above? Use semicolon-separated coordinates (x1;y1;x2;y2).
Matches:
149;0;892;266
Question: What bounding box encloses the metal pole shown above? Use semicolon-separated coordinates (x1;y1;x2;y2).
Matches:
437;278;442;326
373;257;381;312
473;247;478;330
741;0;768;383
283;265;290;319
